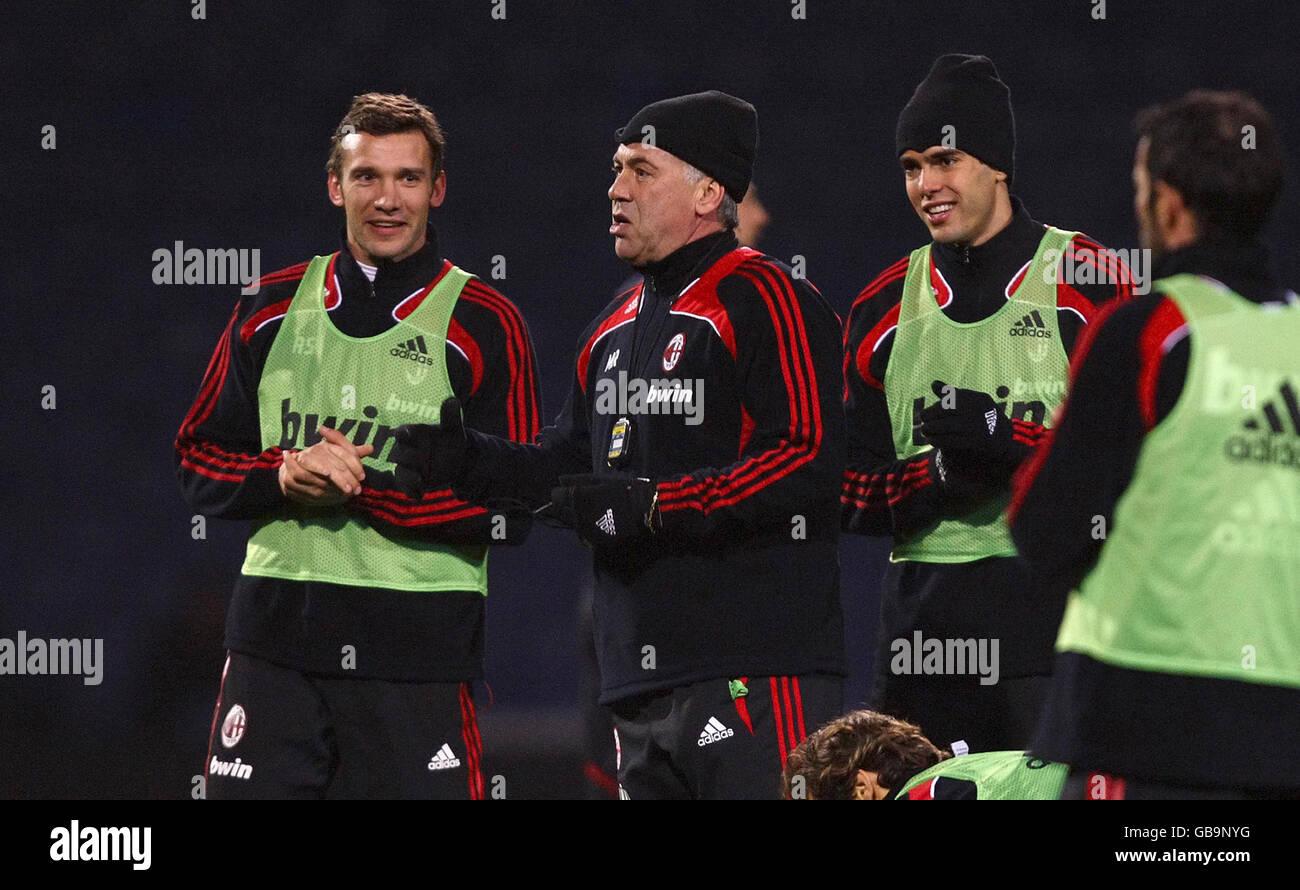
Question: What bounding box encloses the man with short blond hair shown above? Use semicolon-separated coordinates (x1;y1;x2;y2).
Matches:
176;92;542;799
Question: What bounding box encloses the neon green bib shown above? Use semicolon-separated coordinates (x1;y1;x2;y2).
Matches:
1057;275;1300;687
896;751;1068;799
241;254;489;593
885;227;1074;562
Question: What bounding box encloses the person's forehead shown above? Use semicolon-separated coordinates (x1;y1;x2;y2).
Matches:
613;141;682;168
341;130;431;165
900;146;969;162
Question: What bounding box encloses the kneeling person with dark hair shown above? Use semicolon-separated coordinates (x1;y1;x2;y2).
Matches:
783;709;1067;799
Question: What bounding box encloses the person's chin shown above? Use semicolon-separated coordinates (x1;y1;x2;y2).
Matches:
613;239;642;265
365;242;411;263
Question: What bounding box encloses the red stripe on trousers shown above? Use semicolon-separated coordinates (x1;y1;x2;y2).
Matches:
780;677;798;753
458;684;483;800
203;652;232;782
792;677;807;739
769;677;788;765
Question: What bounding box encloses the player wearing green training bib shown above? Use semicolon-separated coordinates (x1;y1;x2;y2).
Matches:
1012;90;1300;798
781;709;1066;800
176;94;542;799
842;55;1133;754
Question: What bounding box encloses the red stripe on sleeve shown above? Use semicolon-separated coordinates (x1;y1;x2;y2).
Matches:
239;297;294;344
853;302;901;391
846;257;909;319
447;316;484;397
1137;297;1187;430
1056;282;1098;324
181;306;238;438
1068;237;1135;301
460;280;540;442
658;260;820;512
841;458;932;509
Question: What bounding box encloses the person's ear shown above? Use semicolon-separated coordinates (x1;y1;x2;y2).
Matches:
696;178;725;218
429;170;447;208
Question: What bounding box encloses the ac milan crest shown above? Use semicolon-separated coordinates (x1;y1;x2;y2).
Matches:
662;332;685;372
221;704;247;749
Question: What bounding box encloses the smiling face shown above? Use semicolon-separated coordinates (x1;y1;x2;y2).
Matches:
327;129;446;265
608;141;726;267
900;146;1011;246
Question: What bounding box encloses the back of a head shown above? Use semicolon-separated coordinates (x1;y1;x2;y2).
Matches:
1137;89;1285;241
782;709;948;800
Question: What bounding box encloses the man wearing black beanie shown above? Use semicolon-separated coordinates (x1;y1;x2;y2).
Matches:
841;55;1135;754
392;90;847;799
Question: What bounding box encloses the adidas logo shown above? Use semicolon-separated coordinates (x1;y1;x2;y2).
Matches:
427;743;462;771
1010;310;1051;338
983;409;999;435
596;509;617;536
391;335;435;365
1227;379;1300;471
697;716;734;747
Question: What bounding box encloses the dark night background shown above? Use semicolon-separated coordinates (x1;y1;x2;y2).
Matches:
3;0;1298;799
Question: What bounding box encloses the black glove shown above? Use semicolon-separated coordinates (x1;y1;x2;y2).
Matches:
550;475;661;553
919;380;1033;480
925;446;1000;515
390;397;475;498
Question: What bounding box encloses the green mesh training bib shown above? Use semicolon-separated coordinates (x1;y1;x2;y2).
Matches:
885;227;1074;562
1057;274;1300;687
896;750;1068;799
241;254;489;593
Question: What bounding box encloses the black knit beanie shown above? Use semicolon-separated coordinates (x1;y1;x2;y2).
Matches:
617;90;757;202
895;54;1015;184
